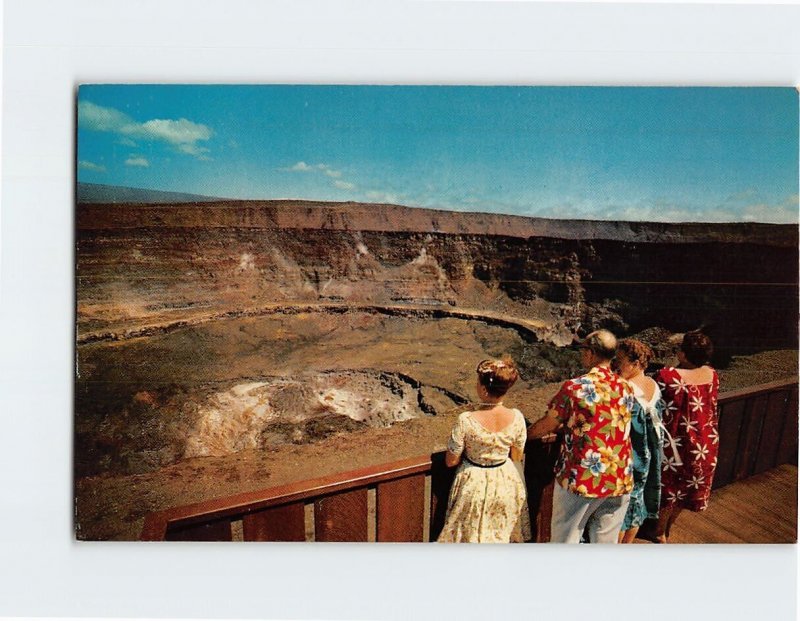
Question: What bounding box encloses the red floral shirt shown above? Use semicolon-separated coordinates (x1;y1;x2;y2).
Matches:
548;365;635;498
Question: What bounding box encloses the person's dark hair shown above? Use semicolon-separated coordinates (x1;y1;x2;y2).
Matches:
476;358;519;398
617;339;654;368
681;331;714;367
581;329;617;360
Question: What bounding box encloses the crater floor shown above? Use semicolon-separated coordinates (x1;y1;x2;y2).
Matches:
75;309;797;540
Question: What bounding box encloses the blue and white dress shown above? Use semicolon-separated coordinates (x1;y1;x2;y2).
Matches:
621;381;665;531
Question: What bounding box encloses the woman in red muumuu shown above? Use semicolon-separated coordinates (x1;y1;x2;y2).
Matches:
655;331;719;542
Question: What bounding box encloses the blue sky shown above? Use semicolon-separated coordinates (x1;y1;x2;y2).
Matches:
77;85;798;223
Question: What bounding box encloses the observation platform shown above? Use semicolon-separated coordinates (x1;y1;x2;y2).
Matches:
141;377;798;544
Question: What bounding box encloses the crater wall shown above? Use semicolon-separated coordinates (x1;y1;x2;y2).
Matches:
74;200;798;480
77;200;798;357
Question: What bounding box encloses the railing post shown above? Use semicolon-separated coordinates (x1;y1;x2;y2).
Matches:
524;436;560;543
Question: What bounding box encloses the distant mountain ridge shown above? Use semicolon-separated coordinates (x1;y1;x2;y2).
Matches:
77;198;798;247
77;182;225;204
76;184;798;247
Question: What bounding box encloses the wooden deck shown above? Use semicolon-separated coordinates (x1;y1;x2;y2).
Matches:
655;464;797;544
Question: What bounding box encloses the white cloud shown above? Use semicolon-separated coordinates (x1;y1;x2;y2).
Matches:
78;101;132;133
282;161;343;178
738;201;798;224
125;157;150;168
140;118;213;145
286;161;313;171
176;143;212;160
78;160;106;173
365;190;400;204
526;195;799;224
281;160;355;191
78;101;213;160
318;164;342;178
533;201;701;223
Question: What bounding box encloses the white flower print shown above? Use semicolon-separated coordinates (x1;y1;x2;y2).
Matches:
581;449;607;476
667;490;686;502
622;393;636;412
575;381;600;406
680;417;698;433
690;442;709;461
690;395;705;413
670;377;689;394
708;428;719;444
662;455;680;472
688;474;706;489
665;400;678;414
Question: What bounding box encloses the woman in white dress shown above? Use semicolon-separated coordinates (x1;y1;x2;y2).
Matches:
437;358;527;543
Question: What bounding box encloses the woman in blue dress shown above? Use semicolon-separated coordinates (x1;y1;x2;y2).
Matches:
614;339;665;543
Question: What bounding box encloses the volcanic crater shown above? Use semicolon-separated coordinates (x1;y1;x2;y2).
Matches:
75;198;798;539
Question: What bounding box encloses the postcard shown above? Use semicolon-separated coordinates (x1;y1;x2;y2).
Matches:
74;85;798;543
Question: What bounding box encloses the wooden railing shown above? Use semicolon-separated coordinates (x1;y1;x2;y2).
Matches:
141;377;797;541
713;376;798;487
141;452;460;542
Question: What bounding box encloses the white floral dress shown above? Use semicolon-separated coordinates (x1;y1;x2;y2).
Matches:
437;410;527;543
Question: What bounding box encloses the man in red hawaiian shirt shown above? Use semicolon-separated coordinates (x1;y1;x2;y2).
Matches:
528;329;634;543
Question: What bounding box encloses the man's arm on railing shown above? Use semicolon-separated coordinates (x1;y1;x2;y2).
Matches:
528;410;561;442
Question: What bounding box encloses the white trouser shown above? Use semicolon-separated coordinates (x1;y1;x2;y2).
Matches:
550;484;630;544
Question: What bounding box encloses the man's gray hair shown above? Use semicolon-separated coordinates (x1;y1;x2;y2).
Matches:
582;329;617;360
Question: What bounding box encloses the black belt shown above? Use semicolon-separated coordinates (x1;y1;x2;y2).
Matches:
465;456;506;468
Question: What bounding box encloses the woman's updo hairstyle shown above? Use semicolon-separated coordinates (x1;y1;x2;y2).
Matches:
617;338;654;369
681;331;714;367
476;357;519;398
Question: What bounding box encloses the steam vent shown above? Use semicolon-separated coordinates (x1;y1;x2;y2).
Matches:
75;198;798;539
